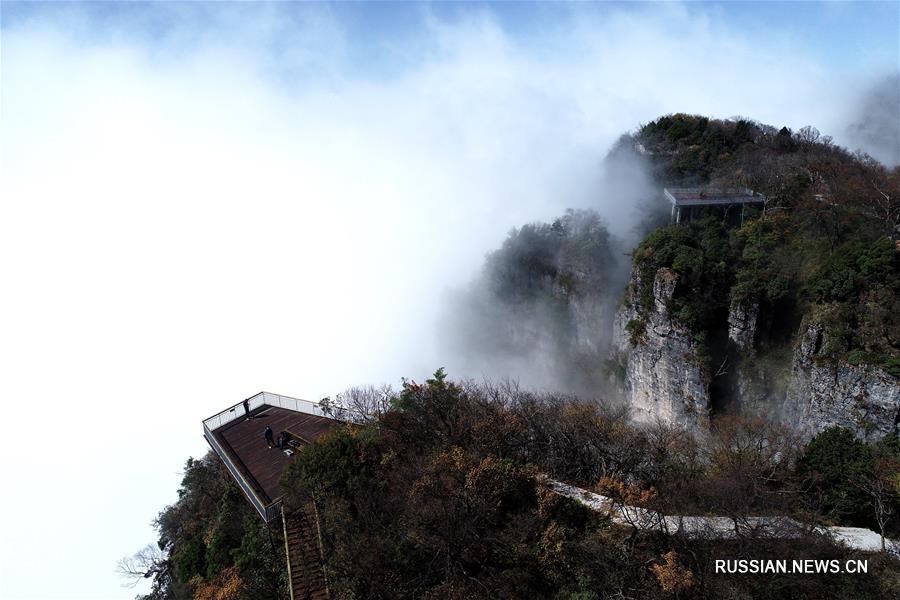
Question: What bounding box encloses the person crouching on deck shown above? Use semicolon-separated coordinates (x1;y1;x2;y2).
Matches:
264;425;274;448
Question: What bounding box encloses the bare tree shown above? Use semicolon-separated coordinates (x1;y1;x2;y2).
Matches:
857;457;900;551
116;544;167;589
321;384;394;422
795;125;821;148
865;162;900;240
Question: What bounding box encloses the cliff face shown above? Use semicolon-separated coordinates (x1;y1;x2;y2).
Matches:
613;264;899;439
612;267;709;431
727;299;787;412
727;300;758;354
552;273;615;358
787;322;900;441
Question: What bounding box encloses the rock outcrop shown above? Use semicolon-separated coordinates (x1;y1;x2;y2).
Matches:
612;267;709;431
613;268;898;440
787;322;899;441
727;299;758;353
726;299;785;411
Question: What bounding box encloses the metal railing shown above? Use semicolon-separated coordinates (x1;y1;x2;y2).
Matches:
203;424;270;520
266;500;284;522
202;392;267;432
202;391;347;522
202;391;342;433
259;392;331;419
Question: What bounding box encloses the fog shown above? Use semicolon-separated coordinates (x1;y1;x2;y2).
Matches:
0;2;896;598
844;73;900;167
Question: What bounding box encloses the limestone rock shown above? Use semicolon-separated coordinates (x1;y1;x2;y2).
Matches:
612;267;709;431
787;322;899;441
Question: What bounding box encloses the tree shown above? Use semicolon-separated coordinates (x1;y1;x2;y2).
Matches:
796;427;873;524
858;456;900;551
123;454;288;599
650;550;695;594
320;384;395;422
117;545;168;591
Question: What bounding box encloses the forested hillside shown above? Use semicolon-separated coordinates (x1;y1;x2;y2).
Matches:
279;372;900;599
625;114;898;375
128;372;900;598
119;455;288;599
610;115;898;436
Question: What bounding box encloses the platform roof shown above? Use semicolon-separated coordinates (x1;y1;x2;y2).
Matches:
665;187;764;207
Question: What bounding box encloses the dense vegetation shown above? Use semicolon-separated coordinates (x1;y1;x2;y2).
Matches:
277;372;900;599
129;374;900;598
119;455;288;599
623;114;899;377
485;209;619;304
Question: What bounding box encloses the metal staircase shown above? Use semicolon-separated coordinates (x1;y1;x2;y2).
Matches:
282;505;329;600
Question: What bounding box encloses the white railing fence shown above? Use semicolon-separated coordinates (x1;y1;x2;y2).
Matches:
202;423;269;520
202;391;355;434
260;392;330;419
202;391;359;522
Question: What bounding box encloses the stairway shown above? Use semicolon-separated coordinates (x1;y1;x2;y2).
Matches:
282;506;329;600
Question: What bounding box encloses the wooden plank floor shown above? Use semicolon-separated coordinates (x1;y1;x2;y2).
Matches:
213;405;342;504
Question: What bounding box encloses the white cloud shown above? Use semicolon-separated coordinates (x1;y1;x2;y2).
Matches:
0;4;895;597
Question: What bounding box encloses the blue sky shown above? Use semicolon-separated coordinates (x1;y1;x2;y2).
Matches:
3;2;898;76
1;2;897;599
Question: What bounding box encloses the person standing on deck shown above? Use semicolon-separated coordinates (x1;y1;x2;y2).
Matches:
243;398;251;420
264;425;274;448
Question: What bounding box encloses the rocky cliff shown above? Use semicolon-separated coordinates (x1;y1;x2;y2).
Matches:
613;267;899;439
787;321;900;440
611;267;709;431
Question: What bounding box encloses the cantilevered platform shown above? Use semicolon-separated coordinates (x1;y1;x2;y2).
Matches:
665;187;765;224
203;392;343;521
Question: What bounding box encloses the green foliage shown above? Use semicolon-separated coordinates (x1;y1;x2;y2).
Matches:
486;208;616;303
731;216;792;305
625;316;647;345
204;529;232;579
848;351;900;377
630;218;735;367
774;126;797;152
174;535;207;583
629;115;899;373
280;375;655;598
796;427;874;523
280;424;375;508
807;238;897;303
134;454;288;600
457;208;623;392
639;114;759;181
803;238;899;368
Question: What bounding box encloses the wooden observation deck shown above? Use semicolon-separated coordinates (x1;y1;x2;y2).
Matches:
203;392;344;599
202;392;343;522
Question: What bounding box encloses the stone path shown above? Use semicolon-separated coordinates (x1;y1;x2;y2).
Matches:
546;479;899;555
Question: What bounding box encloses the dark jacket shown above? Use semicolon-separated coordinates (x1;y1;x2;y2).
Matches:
264;426;273;440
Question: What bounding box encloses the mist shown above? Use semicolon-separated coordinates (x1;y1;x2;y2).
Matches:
844;73;900;167
438;144;657;397
1;2;897;598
